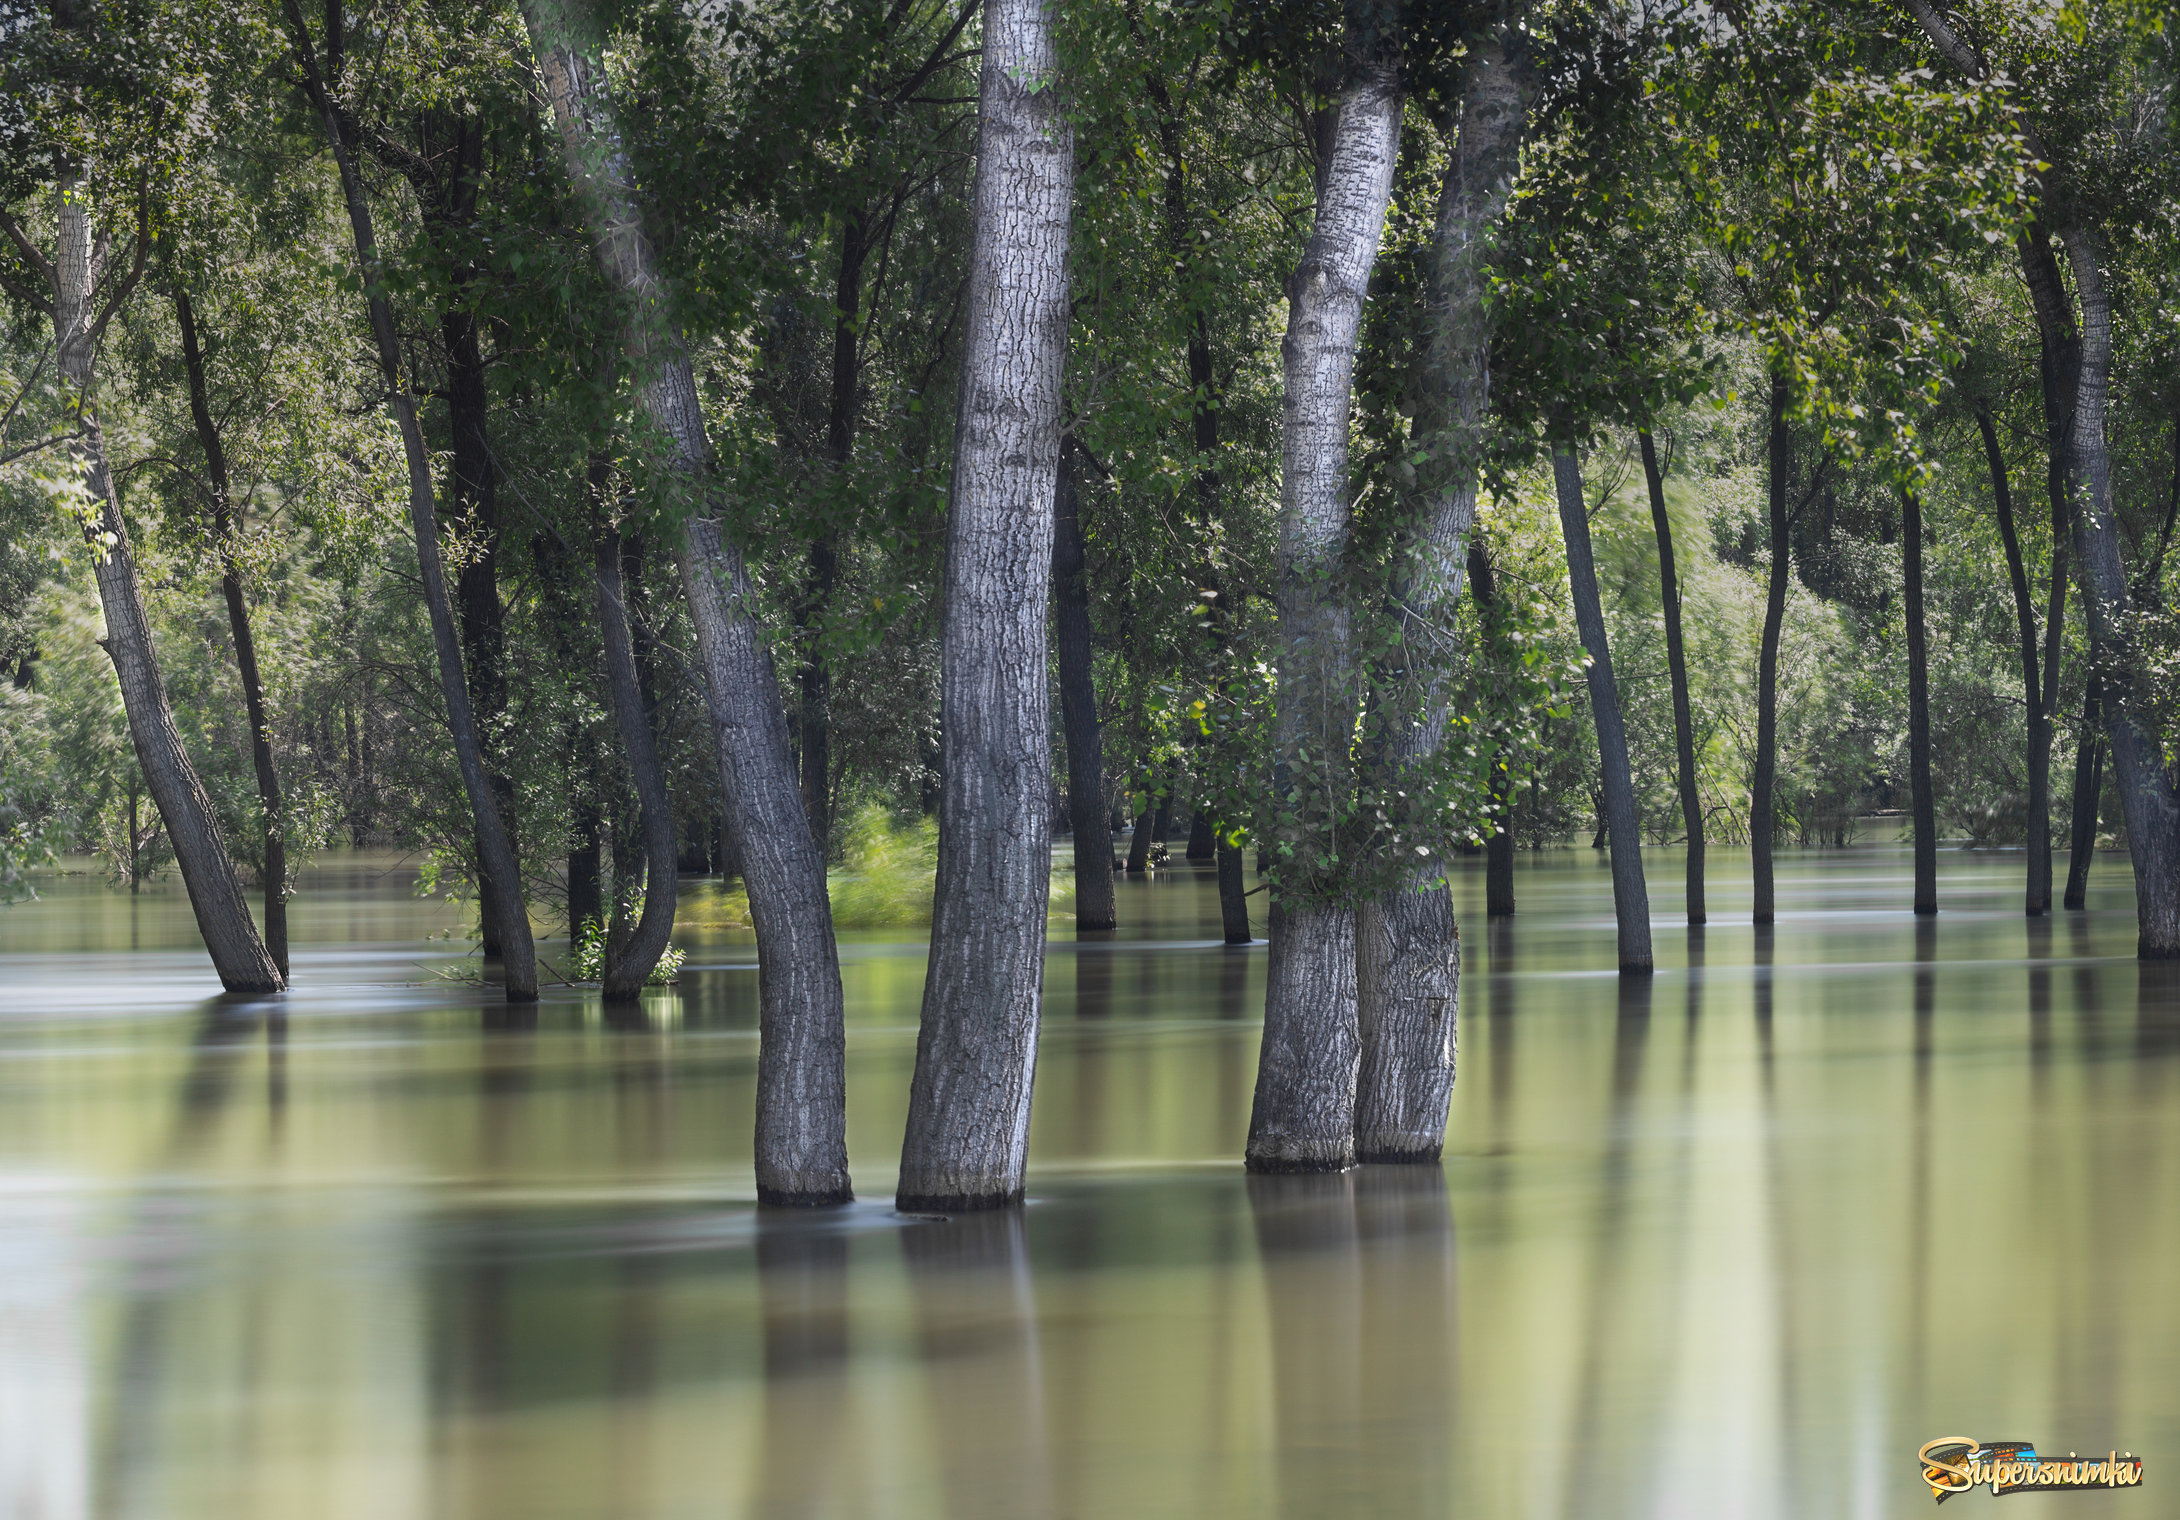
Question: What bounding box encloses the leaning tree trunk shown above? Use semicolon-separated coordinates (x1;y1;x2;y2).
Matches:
1552;443;1652;972
1639;430;1703;925
284;2;536;998
593;525;679;1001
1246;42;1403;1174
2064;670;2103;911
1052;437;1118;932
893;0;1075;1211
1980;404;2050;915
1354;30;1530;1162
519;0;849;1197
2059;231;2180;957
1468;536;1517;917
1752;374;1793;926
49;196;281;994
176;289;289;977
1901;486;1937;916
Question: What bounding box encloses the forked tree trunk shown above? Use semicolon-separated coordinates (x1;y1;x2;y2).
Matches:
1639;430;1703;925
1354;30;1529;1162
1052;437;1118;931
520;0;849;1196
894;0;1075;1211
1469;537;1517;917
175;289;289;977
594;525;679;1001
2064;671;2103;910
1979;405;2050;915
2059;231;2180;957
1752;374;1792;925
44;193;281;993
1552;444;1652;972
283;3;536;998
1901;486;1937;915
1246;41;1403;1174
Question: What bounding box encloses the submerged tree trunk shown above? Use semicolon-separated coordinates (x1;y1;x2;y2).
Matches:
593;525;679;1001
1979;404;2050;915
1901;486;1937;915
1052;437;1117;931
520;0;848;1196
1752;374;1792;926
2064;670;2103;910
1217;837;1252;944
1469;537;1517;918
1354;31;1529;1162
893;0;1075;1211
1553;444;1652;972
2059;231;2180;957
285;3;536;998
1246;41;1403;1175
43;193;281;994
175;290;290;978
1639;430;1702;926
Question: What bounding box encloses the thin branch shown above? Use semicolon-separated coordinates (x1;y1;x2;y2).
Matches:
0;208;56;315
885;0;981;108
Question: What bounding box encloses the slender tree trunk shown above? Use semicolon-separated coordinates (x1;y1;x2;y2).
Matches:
1469;537;1517;917
1752;374;1792;926
1354;32;1529;1161
2060;230;2180;956
1979;404;2050;914
1126;770;1155;874
175;290;290;978
1246;42;1403;1175
284;4;535;998
593;525;679;1001
520;0;849;1196
1553;444;1653;971
1186;810;1215;861
1217;837;1252;944
893;0;1074;1211
1051;436;1117;931
46;188;281;992
1639;430;1702;925
1900;485;1938;914
2064;671;2103;910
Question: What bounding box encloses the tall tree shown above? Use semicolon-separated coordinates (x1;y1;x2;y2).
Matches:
1977;401;2051;915
1639;429;1704;924
1900;485;1936;914
1052;436;1118;932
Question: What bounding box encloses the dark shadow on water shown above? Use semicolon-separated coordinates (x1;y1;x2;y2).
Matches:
751;1212;851;1516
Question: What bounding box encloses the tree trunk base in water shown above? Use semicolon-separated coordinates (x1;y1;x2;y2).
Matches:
1355;1146;1444;1165
892;1187;1026;1214
1246;901;1359;1173
761;1184;858;1208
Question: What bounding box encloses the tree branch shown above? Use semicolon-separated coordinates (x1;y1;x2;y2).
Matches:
0;208;57;315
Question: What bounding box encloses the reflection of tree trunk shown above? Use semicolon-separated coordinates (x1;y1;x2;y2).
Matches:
1246;1172;1363;1519
1052;438;1117;931
2064;670;2104;910
752;1217;851;1518
1901;486;1937;916
1640;430;1703;925
1353;1165;1457;1514
1980;404;2050;915
1752;375;1792;925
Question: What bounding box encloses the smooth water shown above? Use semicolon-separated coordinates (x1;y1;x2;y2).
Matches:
0;848;2173;1518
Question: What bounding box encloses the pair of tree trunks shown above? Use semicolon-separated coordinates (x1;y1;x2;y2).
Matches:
31;185;283;993
175;290;290;977
284;0;537;1000
1052;437;1119;933
893;0;1075;1211
1900;486;1937;915
1551;445;1653;971
519;0;850;1197
591;520;679;1002
1638;431;1703;926
1978;405;2055;917
1245;40;1403;1175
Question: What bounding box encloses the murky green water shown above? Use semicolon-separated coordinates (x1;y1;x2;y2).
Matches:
0;848;2172;1517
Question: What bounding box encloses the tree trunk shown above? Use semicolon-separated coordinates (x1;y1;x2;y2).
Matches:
1126;791;1154;874
1469;537;1517;917
1354;31;1529;1161
1553;444;1652;971
175;290;290;978
2064;671;2103;910
1901;485;1937;915
593;525;679;1001
49;188;281;993
2060;230;2180;956
1247;42;1403;1175
284;4;535;998
1185;810;1215;861
1051;436;1117;931
1752;374;1792;926
519;0;849;1197
1639;429;1702;925
894;0;1074;1211
1979;404;2050;914
1217;836;1252;944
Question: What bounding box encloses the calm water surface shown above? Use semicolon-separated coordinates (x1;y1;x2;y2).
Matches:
0;848;2174;1518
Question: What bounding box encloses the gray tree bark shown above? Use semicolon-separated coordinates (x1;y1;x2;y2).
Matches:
36;190;281;993
1979;403;2050;915
894;0;1075;1211
593;526;679;1001
1639;430;1703;925
1902;486;1937;915
1052;436;1118;932
1552;444;1653;972
1246;43;1403;1174
519;0;849;1196
1354;31;1529;1163
1752;375;1792;925
283;1;536;999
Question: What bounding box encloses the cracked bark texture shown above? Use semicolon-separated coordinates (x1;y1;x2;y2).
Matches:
52;192;281;994
1355;31;1529;1163
593;526;679;1001
1052;436;1118;932
520;0;849;1196
1553;445;1652;972
896;0;1075;1210
1246;47;1402;1174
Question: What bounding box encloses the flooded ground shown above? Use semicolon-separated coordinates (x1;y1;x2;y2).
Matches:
0;846;2172;1518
